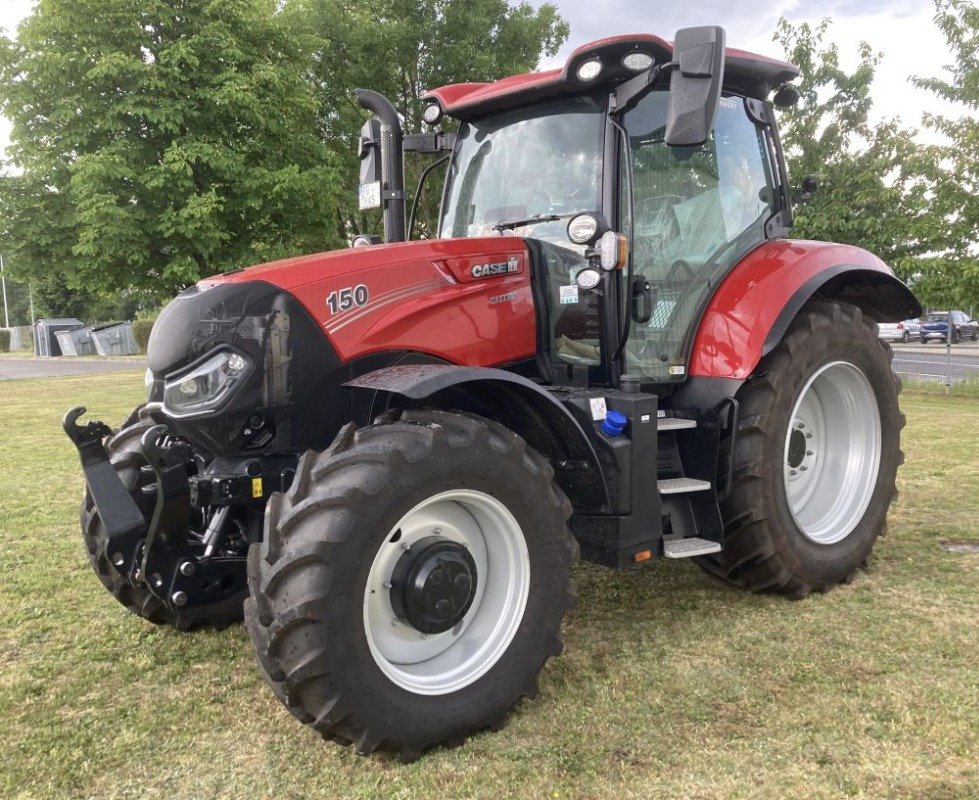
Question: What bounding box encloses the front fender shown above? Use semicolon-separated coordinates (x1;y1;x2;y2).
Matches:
345;364;609;510
690;240;921;379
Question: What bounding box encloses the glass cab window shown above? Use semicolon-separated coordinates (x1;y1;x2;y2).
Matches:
440;98;606;370
623;92;776;380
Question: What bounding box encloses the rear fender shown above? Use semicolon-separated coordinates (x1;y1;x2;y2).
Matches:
690;240;921;379
345;365;609;510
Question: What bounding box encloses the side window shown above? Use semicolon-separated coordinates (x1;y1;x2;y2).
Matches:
623;92;776;381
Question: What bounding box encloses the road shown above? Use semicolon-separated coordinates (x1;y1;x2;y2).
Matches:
0;357;146;381
1;343;975;384
890;342;979;382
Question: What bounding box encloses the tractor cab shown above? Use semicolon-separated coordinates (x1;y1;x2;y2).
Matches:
359;28;799;386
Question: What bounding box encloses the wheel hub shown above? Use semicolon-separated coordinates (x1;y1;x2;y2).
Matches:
390;537;478;634
782;361;881;545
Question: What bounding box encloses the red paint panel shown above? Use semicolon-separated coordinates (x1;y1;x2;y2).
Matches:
689;240;893;379
200;237;536;367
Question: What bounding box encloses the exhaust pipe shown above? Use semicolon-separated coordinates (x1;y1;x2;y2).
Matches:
356;89;406;243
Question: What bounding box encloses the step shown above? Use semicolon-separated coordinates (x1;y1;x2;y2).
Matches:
663;537;723;558
657;477;711;495
658;417;697;431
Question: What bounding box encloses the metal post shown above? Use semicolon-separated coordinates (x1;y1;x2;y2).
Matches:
1;253;9;329
29;281;35;326
945;319;952;396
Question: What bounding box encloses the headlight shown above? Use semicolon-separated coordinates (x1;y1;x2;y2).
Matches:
163;349;252;418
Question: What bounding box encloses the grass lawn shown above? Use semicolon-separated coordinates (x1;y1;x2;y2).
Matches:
1;372;977;800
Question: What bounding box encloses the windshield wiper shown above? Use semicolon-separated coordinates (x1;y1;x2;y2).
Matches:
492;214;562;233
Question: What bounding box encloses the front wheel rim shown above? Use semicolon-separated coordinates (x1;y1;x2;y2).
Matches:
363;490;530;695
783;361;882;545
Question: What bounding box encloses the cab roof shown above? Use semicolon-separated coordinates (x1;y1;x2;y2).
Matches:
424;33;800;121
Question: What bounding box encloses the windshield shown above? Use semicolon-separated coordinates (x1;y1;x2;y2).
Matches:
440;97;605;246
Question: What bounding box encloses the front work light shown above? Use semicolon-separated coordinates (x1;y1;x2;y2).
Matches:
622;52;654;72
567;213;600;245
422;102;443;125
576;58;602;82
163;349;252;418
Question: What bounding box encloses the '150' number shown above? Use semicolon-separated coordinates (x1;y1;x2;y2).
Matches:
327;284;369;315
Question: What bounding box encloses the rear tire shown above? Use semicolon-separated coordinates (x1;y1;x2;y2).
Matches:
696;301;904;597
80;405;246;630
245;410;577;759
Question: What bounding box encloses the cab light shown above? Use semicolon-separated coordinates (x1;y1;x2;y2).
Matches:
622;52;654;72
634;549;652;563
576;58;602;82
422;102;443;125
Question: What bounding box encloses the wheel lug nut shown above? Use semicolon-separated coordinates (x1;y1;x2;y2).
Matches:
111;553;125;567
806;450;813;456
790;469;797;476
806;432;813;439
800;466;808;471
171;591;188;607
178;561;196;577
797;422;805;429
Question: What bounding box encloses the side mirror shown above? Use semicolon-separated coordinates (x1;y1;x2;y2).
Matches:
665;26;726;147
358;118;382;209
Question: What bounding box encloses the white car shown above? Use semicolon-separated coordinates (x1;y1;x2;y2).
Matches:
878;319;921;342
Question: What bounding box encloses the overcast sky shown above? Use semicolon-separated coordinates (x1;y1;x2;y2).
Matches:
0;0;960;157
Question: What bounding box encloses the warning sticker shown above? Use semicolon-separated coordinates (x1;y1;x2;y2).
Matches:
559;285;579;305
589;397;608;421
251;477;264;499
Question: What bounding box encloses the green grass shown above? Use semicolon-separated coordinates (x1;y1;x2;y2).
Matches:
1;372;978;800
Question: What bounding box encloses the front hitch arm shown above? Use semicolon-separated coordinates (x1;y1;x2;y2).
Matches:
63;407;147;575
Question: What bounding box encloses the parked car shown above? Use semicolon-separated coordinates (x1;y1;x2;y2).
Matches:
919;311;979;343
878;318;921;342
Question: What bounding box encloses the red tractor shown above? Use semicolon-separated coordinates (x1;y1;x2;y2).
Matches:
65;27;920;759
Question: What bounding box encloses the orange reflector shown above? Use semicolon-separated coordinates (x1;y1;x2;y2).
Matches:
634;549;652;563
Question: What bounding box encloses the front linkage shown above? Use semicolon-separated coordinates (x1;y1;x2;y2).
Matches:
64;407;279;613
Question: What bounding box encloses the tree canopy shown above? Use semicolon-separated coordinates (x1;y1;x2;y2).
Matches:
774;18;942;287
911;0;979;308
0;0;349;302
0;0;567;310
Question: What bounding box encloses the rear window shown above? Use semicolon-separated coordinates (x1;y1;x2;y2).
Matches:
924;313;948;321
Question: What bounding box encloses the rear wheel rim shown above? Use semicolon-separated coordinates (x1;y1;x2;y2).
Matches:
363;490;530;695
783;361;882;545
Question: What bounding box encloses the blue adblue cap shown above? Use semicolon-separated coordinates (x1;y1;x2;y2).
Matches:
601;409;627;437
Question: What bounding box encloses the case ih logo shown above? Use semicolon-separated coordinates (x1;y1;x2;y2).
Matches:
471;256;519;279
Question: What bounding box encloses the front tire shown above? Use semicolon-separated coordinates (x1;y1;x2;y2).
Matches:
245;410;577;758
697;301;904;597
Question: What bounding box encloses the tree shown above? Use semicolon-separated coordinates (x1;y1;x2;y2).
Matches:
774;19;941;285
0;0;343;302
912;0;979;308
282;0;569;239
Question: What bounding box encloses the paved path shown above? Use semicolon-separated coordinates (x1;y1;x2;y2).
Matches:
0;357;146;381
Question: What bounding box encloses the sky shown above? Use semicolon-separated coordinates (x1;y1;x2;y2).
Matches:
0;0;961;157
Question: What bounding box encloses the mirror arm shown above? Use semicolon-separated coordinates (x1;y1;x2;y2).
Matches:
610;62;673;117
